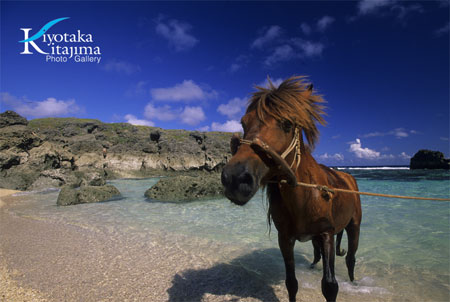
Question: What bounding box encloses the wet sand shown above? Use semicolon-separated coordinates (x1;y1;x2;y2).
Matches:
0;193;335;302
0;189;21;208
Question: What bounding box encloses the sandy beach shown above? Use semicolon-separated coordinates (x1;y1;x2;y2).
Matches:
0;190;330;302
0;189;48;302
0;189;20;208
1;184;447;302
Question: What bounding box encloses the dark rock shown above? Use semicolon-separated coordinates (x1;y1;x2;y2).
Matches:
77;185;121;203
0;111;28;128
189;132;204;145
150;130;161;142
0;152;20;170
57;184;121;206
77;170;106;186
29;169;81;190
0;168;40;190
142;143;159;154
410;150;450;170
144;173;224;202
56;186;79;206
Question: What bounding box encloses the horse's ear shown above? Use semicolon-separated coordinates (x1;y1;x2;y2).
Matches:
302;84;313;98
230;133;241;155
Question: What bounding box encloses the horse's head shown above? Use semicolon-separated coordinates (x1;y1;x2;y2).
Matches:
221;76;326;206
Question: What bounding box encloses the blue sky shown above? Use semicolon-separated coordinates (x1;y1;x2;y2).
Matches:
1;1;449;166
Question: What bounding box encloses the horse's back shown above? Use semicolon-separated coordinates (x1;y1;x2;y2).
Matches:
318;164;358;191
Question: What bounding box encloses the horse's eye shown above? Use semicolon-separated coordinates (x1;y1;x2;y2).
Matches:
280;120;292;133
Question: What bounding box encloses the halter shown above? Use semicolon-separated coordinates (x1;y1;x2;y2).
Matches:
238;126;302;173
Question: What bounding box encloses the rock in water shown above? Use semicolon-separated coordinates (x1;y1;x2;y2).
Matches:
57;185;121;206
57;186;79;206
410;150;450;170
145;174;224;202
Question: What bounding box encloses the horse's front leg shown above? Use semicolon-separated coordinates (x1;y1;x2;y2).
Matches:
319;232;339;302
278;233;298;302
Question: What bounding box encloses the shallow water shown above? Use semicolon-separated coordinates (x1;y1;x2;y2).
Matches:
7;169;450;302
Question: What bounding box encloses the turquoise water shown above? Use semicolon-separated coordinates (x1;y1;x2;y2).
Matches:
9;168;450;301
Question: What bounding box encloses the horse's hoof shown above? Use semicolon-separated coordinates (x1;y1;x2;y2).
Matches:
337;249;346;256
310;261;319;269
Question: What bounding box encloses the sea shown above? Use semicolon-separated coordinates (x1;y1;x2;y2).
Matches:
7;167;450;301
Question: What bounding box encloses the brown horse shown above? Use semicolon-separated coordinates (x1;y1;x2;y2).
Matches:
221;76;362;302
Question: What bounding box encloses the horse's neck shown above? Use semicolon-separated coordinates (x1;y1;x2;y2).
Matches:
271;142;321;212
284;133;321;183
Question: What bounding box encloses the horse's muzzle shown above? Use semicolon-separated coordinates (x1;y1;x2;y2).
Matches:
221;162;259;206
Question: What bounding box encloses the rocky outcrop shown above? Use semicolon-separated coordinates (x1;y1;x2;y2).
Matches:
0;111;232;190
410;150;450;170
0;110;28;128
145;174;224;202
56;185;121;206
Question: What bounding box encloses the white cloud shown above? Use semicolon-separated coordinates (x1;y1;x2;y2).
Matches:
317;16;335;32
391;3;424;20
150;80;217;102
391;128;409;138
300;23;312;35
180;106;205;126
292;39;325;57
362;131;384;138
20;98;79;118
229;63;241;73
144;103;205;126
102;59;141;75
155;17;198;51
264;39;324;66
0;92;81;118
264;44;296;67
217;97;247;119
362;128;417;139
144;103;179;121
399;152;411;160
355;0;423;21
300;16;335;35
211;120;243;133
349;138;381;159
228;55;250;73
124;114;154;126
197;125;210;132
357;0;393;15
251;25;283;49
319;153;344;161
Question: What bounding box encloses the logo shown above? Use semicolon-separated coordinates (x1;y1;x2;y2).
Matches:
19;17;102;64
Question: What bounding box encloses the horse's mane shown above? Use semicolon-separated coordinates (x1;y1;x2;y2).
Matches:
247;76;326;149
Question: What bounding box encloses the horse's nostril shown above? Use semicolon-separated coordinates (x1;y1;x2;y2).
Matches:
221;169;231;186
238;172;254;187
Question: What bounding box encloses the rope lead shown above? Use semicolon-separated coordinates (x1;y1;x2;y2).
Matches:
278;180;450;202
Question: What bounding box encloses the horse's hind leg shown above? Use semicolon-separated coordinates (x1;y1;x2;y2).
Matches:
336;230;347;257
310;237;322;268
345;219;360;282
